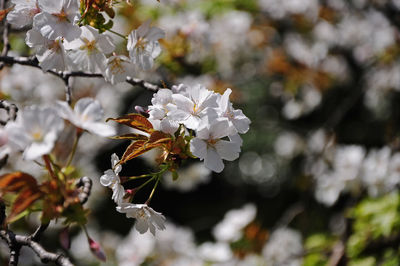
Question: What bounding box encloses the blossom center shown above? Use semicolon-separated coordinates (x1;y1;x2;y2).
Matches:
192;103;200;115
81;114;89;122
109;58;125;75
207;138;219;146
81;38;97;52
53;10;68;22
135;37;148;51
224;110;234;120
137;208;148;219
49;40;61;52
32;130;43;141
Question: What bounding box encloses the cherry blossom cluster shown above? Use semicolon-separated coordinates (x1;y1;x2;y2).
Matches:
148;83;251;173
100;153;166;235
7;0;164;84
1;97;115;161
99;83;250;235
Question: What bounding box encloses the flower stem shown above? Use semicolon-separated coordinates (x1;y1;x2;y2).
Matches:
107;29;127;40
66;129;82;167
82;225;90;239
135;175;156;193
146;176;160;205
126;174;152;180
43;155;57;180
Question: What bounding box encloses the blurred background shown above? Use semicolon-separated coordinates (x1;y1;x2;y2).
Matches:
3;0;400;265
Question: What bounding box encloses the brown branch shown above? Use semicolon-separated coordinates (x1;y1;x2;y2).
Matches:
0;200;74;266
76;176;92;205
0;230;20;266
327;241;345;266
0;0;10;70
0;100;17;169
0;230;74;266
0;55;164;102
126;76;165;91
0;100;18;125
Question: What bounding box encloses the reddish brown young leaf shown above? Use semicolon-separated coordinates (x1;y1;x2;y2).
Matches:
149;137;172;146
107;114;153;133
120;140;148;164
120;140;170;164
0;172;39;193
109;133;148;141
148;131;171;143
7;189;42;222
0;7;13;22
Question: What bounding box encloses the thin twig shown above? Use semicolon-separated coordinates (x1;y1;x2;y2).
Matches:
0;230;74;266
30;223;49;242
276;202;304;228
76;176;92;205
126;76;165;91
0;0;10;70
0;204;72;266
0;100;17;169
327;241;345;266
0;55;164;96
0;230;20;266
0;100;18;125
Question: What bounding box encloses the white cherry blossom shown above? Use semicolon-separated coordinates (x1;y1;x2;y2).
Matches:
33;0;81;41
116;203;166;235
56;97;116;137
7;0;41;28
212;204;256;242
148;89;179;134
262;227;303;266
171;83;190;97
170;84;218;130
100;153;125;205
104;55;135;85
218;88;250;134
127;20;165;70
65;26;115;72
190;118;241;173
25;29;71;71
5;106;64;160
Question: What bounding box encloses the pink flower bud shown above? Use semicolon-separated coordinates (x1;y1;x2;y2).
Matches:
59;227;70;250
135;106;149;117
88;238;107;262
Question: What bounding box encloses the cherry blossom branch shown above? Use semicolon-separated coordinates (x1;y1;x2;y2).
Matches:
0;230;74;266
0;0;10;70
0;55;164;104
0;230;20;266
0;204;73;266
126;76;164;91
0;100;18;125
76;176;92;205
0;100;17;169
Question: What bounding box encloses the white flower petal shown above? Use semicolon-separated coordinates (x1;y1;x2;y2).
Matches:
190;138;207;159
214;140;241;161
204;147;224;173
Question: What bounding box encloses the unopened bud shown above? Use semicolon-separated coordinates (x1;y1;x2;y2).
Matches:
59;227;70;250
88;238;107;262
135;106;149;117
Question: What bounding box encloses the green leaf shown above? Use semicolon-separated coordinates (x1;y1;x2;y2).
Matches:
349;257;376;266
